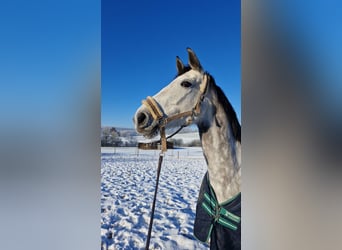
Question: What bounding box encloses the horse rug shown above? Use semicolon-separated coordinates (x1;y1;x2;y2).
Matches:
194;172;241;250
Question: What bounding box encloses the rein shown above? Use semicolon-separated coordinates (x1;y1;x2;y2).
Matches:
142;74;208;249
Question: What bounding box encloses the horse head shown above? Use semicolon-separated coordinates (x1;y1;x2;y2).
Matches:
134;48;213;138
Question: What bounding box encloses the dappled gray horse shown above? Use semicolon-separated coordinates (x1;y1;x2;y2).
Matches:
134;48;241;249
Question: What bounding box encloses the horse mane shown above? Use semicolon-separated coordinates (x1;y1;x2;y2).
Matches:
209;74;241;142
175;67;241;142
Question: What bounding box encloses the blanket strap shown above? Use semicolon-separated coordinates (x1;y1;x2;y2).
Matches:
201;192;241;231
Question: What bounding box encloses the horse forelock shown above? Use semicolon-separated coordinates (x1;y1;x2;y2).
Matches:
174;65;192;78
209;75;241;142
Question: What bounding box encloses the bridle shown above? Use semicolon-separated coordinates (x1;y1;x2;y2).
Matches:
141;73;209;152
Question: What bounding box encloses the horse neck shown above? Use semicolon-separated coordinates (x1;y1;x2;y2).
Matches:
198;90;241;204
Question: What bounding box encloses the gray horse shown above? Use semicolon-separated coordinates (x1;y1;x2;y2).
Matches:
134;48;241;249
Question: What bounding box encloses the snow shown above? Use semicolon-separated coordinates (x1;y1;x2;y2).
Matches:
101;147;209;249
171;132;200;144
134;131;200;144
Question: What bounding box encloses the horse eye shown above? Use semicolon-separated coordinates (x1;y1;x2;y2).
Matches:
181;81;192;88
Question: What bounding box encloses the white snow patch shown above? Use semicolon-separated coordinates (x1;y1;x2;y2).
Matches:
134;132;200;144
101;147;209;249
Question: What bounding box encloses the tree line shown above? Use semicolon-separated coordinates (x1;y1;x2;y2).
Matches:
101;127;201;147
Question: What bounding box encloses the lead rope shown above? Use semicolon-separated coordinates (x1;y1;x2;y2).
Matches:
145;125;186;249
145;127;166;250
145;151;164;250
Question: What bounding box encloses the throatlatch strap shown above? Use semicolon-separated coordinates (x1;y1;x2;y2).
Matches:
200;74;208;94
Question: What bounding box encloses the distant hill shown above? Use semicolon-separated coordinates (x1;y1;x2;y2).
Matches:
115;127;138;137
101;127;120;146
101;125;201;147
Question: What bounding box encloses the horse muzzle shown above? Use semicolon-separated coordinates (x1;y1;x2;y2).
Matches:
134;108;160;137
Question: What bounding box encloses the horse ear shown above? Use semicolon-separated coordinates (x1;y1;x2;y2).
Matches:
176;56;185;75
187;47;203;72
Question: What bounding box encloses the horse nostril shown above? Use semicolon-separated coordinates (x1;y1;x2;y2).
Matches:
137;112;147;125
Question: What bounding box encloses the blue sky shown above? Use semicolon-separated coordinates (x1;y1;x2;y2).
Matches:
0;0;100;129
102;0;241;128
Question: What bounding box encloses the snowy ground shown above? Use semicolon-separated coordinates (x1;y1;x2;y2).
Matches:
101;147;209;250
134;132;200;145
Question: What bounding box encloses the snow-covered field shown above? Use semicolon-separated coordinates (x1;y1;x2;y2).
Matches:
101;147;209;250
134;132;200;145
